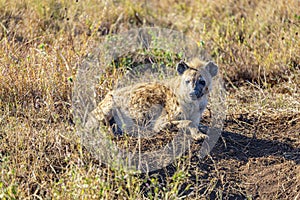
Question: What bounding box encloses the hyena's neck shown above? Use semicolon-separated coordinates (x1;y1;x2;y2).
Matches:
164;76;181;92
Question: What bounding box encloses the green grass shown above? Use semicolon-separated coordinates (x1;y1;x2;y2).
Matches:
0;0;299;199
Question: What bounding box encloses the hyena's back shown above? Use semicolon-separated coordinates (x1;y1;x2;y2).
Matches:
110;83;181;126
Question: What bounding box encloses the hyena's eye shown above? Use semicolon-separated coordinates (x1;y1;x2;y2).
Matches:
199;79;206;86
185;80;191;84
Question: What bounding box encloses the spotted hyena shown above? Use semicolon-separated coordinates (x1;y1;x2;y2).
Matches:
87;58;218;140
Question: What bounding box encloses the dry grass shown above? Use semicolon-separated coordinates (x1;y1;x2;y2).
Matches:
0;0;299;199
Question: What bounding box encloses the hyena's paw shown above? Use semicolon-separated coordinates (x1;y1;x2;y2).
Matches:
171;120;208;140
189;127;209;140
172;120;192;128
153;121;173;133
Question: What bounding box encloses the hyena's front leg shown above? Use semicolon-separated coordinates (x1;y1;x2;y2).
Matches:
172;120;208;140
153;115;172;133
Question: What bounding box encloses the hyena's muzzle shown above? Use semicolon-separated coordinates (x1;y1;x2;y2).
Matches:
189;76;206;100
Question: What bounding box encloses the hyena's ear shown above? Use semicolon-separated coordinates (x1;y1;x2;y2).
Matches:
177;61;189;75
205;61;218;77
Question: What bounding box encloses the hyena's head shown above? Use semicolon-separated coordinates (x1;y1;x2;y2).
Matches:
177;58;218;101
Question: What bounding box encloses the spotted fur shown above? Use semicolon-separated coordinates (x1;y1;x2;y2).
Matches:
88;58;218;139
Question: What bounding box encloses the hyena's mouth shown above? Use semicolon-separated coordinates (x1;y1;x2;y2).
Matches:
189;91;204;100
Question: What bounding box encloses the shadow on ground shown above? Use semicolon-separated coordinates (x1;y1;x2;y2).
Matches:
212;131;299;164
141;128;300;199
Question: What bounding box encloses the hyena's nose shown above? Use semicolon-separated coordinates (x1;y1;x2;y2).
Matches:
193;89;204;98
194;90;201;97
193;90;199;96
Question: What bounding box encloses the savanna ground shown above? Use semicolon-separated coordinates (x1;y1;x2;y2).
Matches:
0;0;299;199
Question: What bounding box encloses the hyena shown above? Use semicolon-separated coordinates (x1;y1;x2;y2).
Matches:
87;58;218;140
